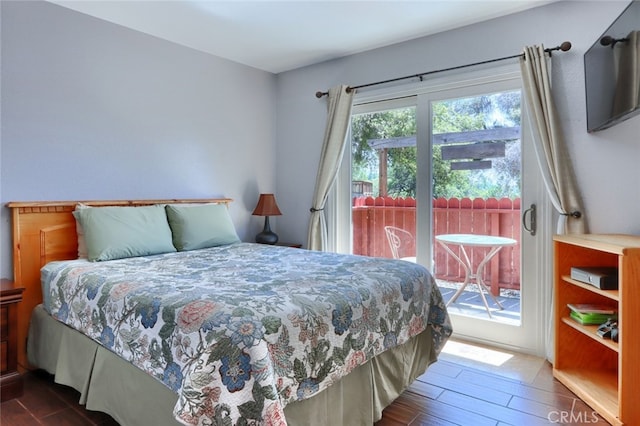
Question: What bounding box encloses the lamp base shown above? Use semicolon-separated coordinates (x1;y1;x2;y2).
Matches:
255;216;279;245
255;231;279;245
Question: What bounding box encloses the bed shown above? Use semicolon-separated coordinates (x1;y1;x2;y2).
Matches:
8;198;452;426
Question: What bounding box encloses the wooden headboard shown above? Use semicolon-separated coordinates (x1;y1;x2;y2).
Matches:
6;198;232;370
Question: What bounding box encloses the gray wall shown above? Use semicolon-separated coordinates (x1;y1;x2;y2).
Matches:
3;0;640;278
0;1;277;277
275;0;640;246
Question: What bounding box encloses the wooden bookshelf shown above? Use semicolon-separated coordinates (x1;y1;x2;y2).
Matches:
553;234;640;426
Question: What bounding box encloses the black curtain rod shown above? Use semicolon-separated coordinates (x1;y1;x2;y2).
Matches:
315;41;572;98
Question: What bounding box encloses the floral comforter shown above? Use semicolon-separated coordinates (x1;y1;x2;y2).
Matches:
41;243;452;425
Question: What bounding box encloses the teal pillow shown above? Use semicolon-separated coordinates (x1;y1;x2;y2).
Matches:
72;205;176;261
165;203;240;251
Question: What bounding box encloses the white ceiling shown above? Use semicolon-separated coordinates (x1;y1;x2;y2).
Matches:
49;0;557;74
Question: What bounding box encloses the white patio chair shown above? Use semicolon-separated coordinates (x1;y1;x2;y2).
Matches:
384;226;416;263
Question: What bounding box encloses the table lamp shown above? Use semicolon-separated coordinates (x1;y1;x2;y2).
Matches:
252;193;282;244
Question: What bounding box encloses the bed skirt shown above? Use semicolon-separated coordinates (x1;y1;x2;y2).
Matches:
27;304;438;425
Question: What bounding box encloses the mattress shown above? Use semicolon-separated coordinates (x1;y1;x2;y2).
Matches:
38;242;452;425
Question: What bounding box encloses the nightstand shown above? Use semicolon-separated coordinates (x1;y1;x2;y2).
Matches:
1;278;25;402
275;242;302;248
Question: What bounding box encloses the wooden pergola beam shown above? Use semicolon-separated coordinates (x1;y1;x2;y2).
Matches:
367;126;520;149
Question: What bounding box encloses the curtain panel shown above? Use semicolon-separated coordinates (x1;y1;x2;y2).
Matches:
520;45;589;362
307;85;354;251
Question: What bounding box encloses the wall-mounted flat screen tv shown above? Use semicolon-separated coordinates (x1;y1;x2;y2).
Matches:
585;0;640;132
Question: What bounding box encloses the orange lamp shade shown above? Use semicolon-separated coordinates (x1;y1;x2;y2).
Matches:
252;194;282;217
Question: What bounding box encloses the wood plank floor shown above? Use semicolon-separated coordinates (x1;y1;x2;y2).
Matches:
1;339;609;426
376;342;609;426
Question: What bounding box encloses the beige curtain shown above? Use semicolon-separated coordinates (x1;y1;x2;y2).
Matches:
520;45;587;235
520;45;588;362
307;85;354;251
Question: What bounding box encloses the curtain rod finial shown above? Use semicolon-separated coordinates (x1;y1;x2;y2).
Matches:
544;41;572;55
315;91;327;98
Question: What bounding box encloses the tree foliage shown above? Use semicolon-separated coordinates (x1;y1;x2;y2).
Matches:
350;91;522;199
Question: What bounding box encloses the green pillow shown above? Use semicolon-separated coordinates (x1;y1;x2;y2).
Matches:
72;205;176;261
165;203;240;251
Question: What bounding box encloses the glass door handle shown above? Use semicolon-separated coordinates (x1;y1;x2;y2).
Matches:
522;204;536;236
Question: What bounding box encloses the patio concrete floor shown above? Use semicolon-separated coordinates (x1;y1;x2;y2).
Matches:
436;280;521;325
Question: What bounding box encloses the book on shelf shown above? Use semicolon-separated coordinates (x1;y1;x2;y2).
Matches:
567;303;617;315
569;310;617;325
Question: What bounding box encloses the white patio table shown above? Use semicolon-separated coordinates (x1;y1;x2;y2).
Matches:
435;233;517;318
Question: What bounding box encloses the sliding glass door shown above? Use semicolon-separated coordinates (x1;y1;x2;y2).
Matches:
336;65;548;355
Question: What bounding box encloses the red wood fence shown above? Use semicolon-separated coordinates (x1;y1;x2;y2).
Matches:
352;196;521;295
